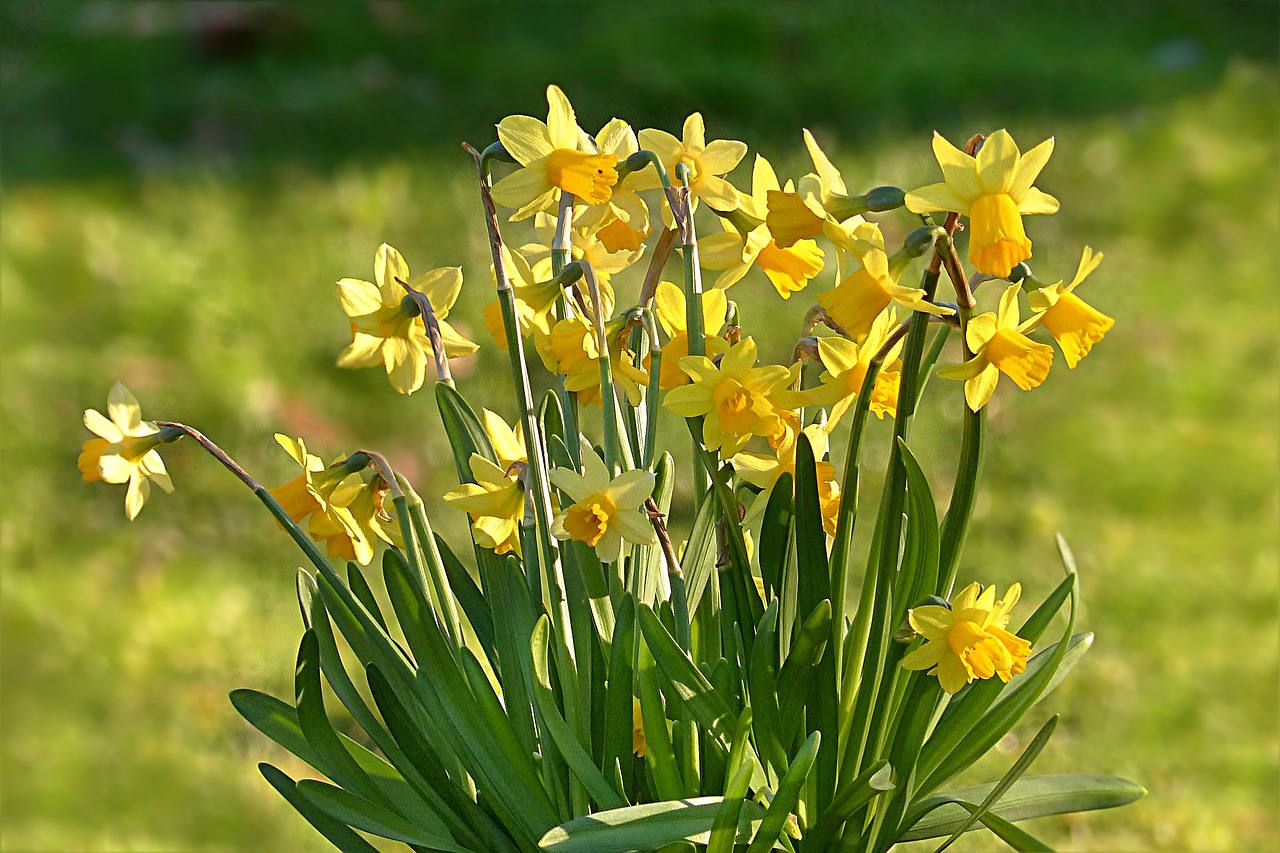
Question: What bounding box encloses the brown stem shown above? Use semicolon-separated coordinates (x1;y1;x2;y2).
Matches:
645;497;683;580
638;227;678;308
153;421;261;491
395;276;454;387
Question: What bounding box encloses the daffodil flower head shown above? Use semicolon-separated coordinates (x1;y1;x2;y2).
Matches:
491;85;618;220
905;129;1059;277
902;582;1032;694
336;243;478;395
550;445;658;563
817;221;953;340
650;281;729;390
574;118;653;253
763;129;858;249
635;113;747;223
524;213;644;285
481;409;527;469
78;382;175;520
806;307;904;426
1027;246;1113;368
267;435;382;566
443;454;526;557
663;337;793;456
938;282;1055;411
483;245;561;351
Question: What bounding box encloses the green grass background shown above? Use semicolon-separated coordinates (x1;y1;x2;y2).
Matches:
2;2;1276;851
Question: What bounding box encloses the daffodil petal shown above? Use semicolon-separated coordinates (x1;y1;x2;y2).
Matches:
84;408;123;443
904;182;968;215
1016;187;1060;215
930;131;982;201
975;129;1020;193
1008;137;1054;201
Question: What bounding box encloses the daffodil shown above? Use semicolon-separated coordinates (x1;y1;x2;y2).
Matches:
902;582;1032;694
1027;246;1112;368
700;155;826;298
817;221;953;340
481;408;527;469
905;130;1059;277
534;311;649;408
523;212;644;285
939;282;1055;411
491;85;619;220
483;246;563;351
635;113;747;221
804;307;904;427
337;243;478;395
738;424;842;536
650;281;729;390
443;454;526;557
663;338;793;456
575;118;652;253
78;382;174;520
550;447;658;563
764;128;858;249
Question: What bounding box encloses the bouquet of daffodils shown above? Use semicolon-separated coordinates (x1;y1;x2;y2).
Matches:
80;86;1142;852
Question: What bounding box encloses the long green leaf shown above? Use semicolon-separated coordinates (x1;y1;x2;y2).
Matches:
538;797;778;853
793;433;831;619
258;763;381;853
297;778;472;852
953;802;1053;851
707;762;755;853
434;533;498;665
898;773;1146;842
436;381;497;480
757;474;793;600
804;760;894;852
746;731;821;853
680;487;721;619
747;601;787;778
602;594;638;785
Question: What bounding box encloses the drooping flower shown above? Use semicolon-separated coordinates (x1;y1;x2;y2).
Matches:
699;155;826;298
483;245;563;351
817;221;953;340
938;282;1054;411
1027;246;1112;368
905;129;1059;277
663;338;793;456
902;582;1032;694
804;307;904;427
635;113;747;221
78;382;174;520
443;454;526;557
491;85;618;220
650;281;729;391
550;447;658;563
535;308;649;408
336;243;478;395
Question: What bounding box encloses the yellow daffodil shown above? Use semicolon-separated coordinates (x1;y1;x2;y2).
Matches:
905;130;1059;277
443;454;526;557
939;282;1055;411
337;243;478;395
804;308;904;427
635;113;747;221
765;128;857;248
575;118;653;253
663;338;792;456
535;311;649;408
738;424;841;536
483;245;563;351
1027;246;1112;368
902;582;1032;694
78;382;174;520
817;221;953;340
650;281;729;390
491;85;618;220
523;212;644;285
481;408;527;469
550;447;658;563
266;435;395;566
700;155;826;298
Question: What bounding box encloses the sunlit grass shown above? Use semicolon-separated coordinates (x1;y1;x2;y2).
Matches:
2;63;1275;851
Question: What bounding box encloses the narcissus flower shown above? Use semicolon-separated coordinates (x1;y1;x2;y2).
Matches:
492;85;618;220
805;307;904;427
817;221;953;340
443;454;526;557
78;382;174;519
700;155;826;298
663;338;793;456
481;408;527;469
535;311;649;407
635;113;747;219
738;424;842;536
902;582;1032;694
905;129;1059;277
650;281;729;391
765;128;858;249
1027;246;1112;368
574;118;653;253
550;448;657;563
939;283;1054;411
337;243;478;395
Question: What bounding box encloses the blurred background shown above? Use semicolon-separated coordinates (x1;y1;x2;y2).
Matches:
2;2;1276;851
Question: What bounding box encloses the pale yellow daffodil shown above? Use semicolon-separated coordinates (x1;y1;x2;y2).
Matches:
650;281;729;391
574;118;653;253
635;113;746;222
817;221;953;341
700;155;826;299
524;212;644;285
1027;246;1112;368
905;130;1059;277
663;337;793;456
78;382;174;520
765;128;858;248
483;245;563;351
938;282;1054;411
491;85;618;220
902;582;1031;694
534;310;649;408
803;307;904;427
337;243;478;395
443;454;526;557
550;446;658;563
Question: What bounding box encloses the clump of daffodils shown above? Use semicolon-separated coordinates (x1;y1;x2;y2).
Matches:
80;86;1141;852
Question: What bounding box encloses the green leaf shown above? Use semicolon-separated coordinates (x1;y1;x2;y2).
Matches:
898;773;1145;842
793;433;830;618
637;605;736;752
434;533;497;665
636;627;684;800
776;599;831;743
804;760;894;852
956;803;1053;851
346;561;388;633
258;763;381;853
538;797;777;853
747;601;787;777
893;437;940;629
757;474;793;599
297;778;471;851
707;762;755;853
436;381;497;481
531;615;628;810
745;731;820;853
680;487;721;619
602;594;638;785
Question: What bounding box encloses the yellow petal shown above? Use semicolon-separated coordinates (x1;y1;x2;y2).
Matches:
545;85;579;151
930;131;981;201
1009;136;1054;202
974;129;1020;194
497;114;553;165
